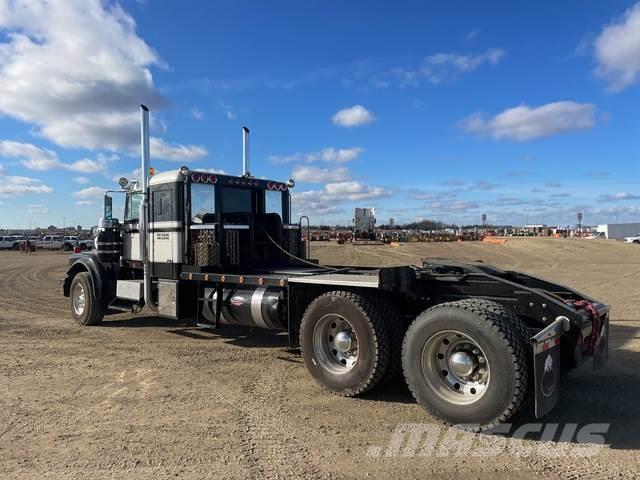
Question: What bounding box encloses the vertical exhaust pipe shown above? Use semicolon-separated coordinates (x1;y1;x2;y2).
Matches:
139;104;157;312
242;126;250;176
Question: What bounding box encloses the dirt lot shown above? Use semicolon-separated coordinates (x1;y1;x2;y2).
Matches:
1;238;639;479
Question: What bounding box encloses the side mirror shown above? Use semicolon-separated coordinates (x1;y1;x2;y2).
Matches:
104;195;113;221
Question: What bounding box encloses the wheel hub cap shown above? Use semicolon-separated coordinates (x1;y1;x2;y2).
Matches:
449;351;476;377
312;315;359;374
334;331;352;352
420;330;490;405
73;284;86;316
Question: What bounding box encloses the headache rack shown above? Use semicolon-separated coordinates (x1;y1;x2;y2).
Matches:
188;219;305;269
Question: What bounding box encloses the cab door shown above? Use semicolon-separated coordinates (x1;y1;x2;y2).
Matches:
149;181;183;279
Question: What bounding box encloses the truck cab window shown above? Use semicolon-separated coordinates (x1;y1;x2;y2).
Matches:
222;187;252;214
265;190;283;219
152;190;173;222
125;193;142;222
191;183;216;222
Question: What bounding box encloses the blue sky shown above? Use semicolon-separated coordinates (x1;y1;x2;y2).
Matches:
0;0;639;229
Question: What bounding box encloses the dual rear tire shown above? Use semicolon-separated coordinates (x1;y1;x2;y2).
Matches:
403;299;530;431
300;293;530;430
299;291;404;397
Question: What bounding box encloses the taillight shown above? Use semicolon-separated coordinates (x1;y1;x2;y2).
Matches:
191;172;201;182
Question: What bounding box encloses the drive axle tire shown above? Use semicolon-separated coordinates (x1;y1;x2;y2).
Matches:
402;299;530;432
69;272;104;326
300;291;391;397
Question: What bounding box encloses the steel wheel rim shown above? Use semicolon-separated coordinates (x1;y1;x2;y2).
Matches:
72;283;86;316
312;314;359;374
421;330;490;405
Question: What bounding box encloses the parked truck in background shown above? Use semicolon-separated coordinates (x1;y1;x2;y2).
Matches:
63;236;80;251
61;105;610;432
0;236;21;250
38;235;63;250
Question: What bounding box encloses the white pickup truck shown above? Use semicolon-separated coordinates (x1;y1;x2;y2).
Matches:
63;236;94;251
37;235;64;250
63;236;80;251
624;233;640;244
0;236;21;250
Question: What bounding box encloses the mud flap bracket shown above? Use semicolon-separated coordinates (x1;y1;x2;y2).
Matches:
531;316;570;419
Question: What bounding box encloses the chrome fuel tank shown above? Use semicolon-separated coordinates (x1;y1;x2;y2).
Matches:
201;287;285;330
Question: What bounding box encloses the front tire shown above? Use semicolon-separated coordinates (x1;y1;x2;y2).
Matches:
69;272;104;325
300;291;391;397
402;299;530;431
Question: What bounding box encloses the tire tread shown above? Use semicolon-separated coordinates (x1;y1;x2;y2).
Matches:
402;298;530;432
300;290;391;397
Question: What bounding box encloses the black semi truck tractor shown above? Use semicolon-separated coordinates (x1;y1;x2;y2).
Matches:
62;105;609;431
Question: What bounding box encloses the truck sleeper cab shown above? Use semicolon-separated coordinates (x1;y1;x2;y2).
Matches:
62;106;609;432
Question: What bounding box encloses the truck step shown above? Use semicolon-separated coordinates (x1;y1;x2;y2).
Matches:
108;299;138;313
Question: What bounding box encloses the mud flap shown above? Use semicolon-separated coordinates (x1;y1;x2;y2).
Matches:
531;317;570;418
593;313;610;370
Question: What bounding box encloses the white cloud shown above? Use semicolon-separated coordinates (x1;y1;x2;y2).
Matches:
0;140;113;172
73;186;109;199
467;29;480;41
599;192;640;202
217;99;237;120
292;166;352;183
460;101;596;141
269;147;364;165
0;0;167;150
594;3;640;91
0;1;205;158
291;179;390;216
190;107;204;120
27;204;48;214
0;163;5;175
75;200;94;206
74;176;90;184
150;137;208;161
422;48;505;83
371;48;505;89
0;175;53;197
66;157;108;173
332;105;375;127
391;68;419;87
324;182;390;201
0;140;59;170
427;200;480;213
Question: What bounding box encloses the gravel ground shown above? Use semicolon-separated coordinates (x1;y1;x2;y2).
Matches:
1;238;639;479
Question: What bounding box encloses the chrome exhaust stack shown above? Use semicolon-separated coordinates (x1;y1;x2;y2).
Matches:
242;126;250;176
139;104;157;312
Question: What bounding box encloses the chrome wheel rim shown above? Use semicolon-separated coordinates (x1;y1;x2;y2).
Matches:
72;283;86;316
421;330;490;405
312;314;358;374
